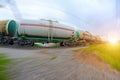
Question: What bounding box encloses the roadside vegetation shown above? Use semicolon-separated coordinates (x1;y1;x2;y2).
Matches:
34;43;60;47
0;53;12;80
75;43;120;71
50;56;57;60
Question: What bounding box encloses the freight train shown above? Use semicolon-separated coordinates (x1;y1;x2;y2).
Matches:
0;19;102;46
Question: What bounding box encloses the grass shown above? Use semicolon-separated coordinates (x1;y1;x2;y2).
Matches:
50;56;57;60
34;43;60;47
52;43;60;47
0;53;12;80
34;43;43;47
75;43;120;71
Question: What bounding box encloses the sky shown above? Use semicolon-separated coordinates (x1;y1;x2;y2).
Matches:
0;0;120;40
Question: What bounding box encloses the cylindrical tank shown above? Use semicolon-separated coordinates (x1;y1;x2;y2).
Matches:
82;31;92;40
77;30;85;39
91;35;96;41
0;20;18;37
0;20;8;34
18;19;75;39
95;35;101;41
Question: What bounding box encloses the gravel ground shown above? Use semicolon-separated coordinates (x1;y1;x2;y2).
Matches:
0;45;120;80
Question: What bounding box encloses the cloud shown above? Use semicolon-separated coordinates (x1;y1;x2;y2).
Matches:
0;0;8;7
20;5;67;20
15;0;70;21
0;6;14;20
68;0;116;34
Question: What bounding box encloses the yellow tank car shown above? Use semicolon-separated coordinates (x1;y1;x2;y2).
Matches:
0;20;18;37
0;20;8;35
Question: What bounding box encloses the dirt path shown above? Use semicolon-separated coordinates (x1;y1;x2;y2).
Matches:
0;46;120;80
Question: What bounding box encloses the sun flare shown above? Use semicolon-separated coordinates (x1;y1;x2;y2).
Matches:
108;38;118;44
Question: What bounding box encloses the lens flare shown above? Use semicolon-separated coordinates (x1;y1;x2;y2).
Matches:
108;38;118;44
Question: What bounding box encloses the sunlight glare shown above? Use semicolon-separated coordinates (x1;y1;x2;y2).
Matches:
108;38;118;44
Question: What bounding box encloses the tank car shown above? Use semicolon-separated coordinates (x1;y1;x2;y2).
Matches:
0;20;18;37
17;19;78;45
18;19;74;39
0;20;18;44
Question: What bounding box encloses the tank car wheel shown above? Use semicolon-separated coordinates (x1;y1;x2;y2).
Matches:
18;40;25;46
3;39;7;44
60;42;64;46
9;40;14;45
30;41;34;46
0;39;2;44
